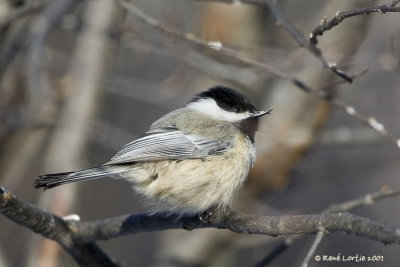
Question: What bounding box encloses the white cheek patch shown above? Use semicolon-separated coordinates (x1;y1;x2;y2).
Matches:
187;98;251;122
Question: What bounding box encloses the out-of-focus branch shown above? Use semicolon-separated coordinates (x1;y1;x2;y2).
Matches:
26;0;79;119
115;0;290;78
319;68;368;91
0;187;120;267
323;186;400;214
191;0;400;81
310;0;400;46
0;0;47;30
124;36;263;88
254;238;293;267
190;0;353;82
116;0;400;149
31;0;119;265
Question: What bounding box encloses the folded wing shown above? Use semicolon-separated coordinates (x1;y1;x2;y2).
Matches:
105;128;231;165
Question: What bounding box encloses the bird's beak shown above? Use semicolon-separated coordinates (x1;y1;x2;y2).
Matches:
252;108;272;118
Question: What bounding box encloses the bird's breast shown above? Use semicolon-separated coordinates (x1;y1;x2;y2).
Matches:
127;134;255;214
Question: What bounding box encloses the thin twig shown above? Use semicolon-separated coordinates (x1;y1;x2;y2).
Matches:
116;0;400;149
299;185;393;267
320;69;368;91
310;1;400;46
192;1;399;83
255;187;400;266
323;186;400;214
191;0;353;82
301;231;326;267
331;98;400;148
253;238;294;267
264;0;352;82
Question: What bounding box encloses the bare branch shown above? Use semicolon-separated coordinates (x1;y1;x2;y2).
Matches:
323;186;400;214
190;0;353;82
71;205;400;246
115;0;288;78
0;0;48;30
298;187;400;266
254;237;294;267
331;98;400;148
0;187;120;267
263;0;352;82
297;187;400;267
301;231;326;267
0;0;49;79
214;0;400;58
116;0;400;149
320;69;368;91
310;1;400;46
26;0;79;118
255;186;400;266
2;186;400;265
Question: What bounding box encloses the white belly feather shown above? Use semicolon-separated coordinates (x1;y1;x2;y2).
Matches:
124;134;255;215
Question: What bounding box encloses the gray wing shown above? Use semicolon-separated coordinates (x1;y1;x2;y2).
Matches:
105;128;231;165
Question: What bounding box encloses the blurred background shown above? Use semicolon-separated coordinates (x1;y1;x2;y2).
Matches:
1;0;400;266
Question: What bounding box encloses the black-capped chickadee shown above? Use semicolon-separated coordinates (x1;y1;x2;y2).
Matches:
34;86;271;215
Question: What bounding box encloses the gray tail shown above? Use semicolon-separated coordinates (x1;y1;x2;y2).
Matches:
33;166;126;190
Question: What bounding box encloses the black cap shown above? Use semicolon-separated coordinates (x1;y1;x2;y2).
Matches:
193;86;257;114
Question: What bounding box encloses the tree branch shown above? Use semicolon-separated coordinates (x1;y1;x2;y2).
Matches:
0;187;120;267
190;0;353;82
297;187;400;267
192;0;400;81
4;187;400;244
0;0;48;30
255;186;400;266
116;0;400;149
71;206;400;245
26;0;80;119
263;0;352;82
310;1;400;46
323;185;400;214
301;230;326;267
2;186;400;265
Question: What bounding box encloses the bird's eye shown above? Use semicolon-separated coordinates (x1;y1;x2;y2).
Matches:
233;106;241;113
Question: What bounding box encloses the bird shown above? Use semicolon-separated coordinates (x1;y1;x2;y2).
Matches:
34;86;271;215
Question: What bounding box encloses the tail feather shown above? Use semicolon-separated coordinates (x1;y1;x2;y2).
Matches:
33;166;126;190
